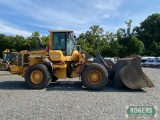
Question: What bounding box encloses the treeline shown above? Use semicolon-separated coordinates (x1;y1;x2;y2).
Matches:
0;31;49;58
0;13;160;58
77;13;160;57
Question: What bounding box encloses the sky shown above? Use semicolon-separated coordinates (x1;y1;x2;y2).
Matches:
0;0;160;37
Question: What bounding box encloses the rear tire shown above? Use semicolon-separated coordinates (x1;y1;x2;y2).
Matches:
81;63;108;90
1;63;9;71
25;64;52;89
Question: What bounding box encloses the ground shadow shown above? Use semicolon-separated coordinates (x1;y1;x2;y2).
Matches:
0;81;28;90
0;80;146;92
47;81;146;92
47;81;84;91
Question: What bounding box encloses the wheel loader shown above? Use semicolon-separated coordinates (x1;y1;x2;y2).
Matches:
10;30;154;90
0;49;17;71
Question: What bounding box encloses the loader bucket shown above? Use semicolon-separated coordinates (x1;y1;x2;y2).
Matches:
111;57;154;89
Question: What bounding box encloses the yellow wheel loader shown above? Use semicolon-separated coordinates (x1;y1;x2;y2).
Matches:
0;49;17;71
10;30;154;90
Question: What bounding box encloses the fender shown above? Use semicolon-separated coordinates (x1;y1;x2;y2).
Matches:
2;60;10;65
78;61;87;75
79;52;93;75
41;56;53;72
79;52;109;75
29;55;53;72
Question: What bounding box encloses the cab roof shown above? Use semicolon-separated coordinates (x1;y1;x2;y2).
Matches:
49;30;73;32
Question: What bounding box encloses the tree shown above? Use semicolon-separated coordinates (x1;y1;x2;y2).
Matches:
0;31;49;55
148;41;159;56
41;35;49;47
133;13;160;53
14;35;27;51
77;25;106;56
117;28;126;38
125;19;132;36
32;31;40;37
29;31;41;49
0;34;6;57
118;36;144;57
105;32;116;42
128;36;144;55
118;37;130;57
108;41;121;57
1;13;160;58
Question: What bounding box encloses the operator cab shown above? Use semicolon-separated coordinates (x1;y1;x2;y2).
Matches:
3;52;12;60
49;30;76;56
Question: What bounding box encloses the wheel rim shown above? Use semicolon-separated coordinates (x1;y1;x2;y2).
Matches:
87;70;102;84
30;70;43;84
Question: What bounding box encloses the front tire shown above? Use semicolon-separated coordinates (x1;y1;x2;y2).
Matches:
25;64;52;89
81;63;108;90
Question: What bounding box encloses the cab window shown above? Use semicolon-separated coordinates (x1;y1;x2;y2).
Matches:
66;32;76;56
52;32;76;56
53;33;65;50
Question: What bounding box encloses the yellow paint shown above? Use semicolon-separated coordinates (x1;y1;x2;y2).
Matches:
20;67;28;77
30;70;43;84
53;64;67;69
19;50;28;54
87;70;102;84
70;65;81;78
30;50;46;57
49;50;66;61
10;30;91;80
54;68;66;79
29;57;44;66
10;66;23;74
49;32;53;47
66;50;79;61
49;50;79;62
3;49;10;52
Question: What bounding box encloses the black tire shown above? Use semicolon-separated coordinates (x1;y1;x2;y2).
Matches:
52;75;58;82
1;63;9;71
81;63;108;90
25;64;52;89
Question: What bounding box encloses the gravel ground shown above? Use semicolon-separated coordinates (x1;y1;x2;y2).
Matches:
0;68;160;120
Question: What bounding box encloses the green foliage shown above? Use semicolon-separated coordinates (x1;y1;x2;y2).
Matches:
77;14;160;57
77;25;105;56
148;41;159;56
32;31;40;37
128;36;144;55
125;19;132;36
1;13;160;58
133;13;160;55
41;35;49;47
0;31;48;57
108;41;121;57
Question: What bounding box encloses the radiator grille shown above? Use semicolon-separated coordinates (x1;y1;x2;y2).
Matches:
23;53;29;67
